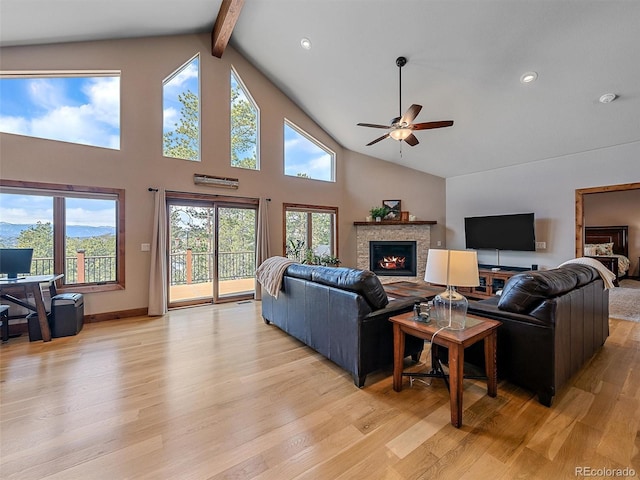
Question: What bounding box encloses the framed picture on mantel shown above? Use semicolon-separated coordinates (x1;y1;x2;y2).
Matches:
383;199;401;221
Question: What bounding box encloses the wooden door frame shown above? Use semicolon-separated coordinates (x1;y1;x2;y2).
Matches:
575;182;640;257
165;192;258;307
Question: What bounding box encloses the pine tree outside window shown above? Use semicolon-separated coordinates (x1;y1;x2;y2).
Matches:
230;67;259;169
163;54;200;161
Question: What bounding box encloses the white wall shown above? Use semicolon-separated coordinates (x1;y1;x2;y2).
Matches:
446;141;640;270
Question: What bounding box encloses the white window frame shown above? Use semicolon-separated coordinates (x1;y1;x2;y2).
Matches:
162;53;201;161
230;66;260;170
284;119;336;182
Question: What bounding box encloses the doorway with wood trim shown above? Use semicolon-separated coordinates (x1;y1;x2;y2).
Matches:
575;182;640;277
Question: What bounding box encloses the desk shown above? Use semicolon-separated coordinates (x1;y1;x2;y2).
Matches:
0;274;64;342
390;312;501;428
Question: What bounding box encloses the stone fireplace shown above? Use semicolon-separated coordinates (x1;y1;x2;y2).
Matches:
354;221;433;283
369;241;417;277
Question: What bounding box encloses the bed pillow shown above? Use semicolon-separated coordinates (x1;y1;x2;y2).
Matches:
584;242;614;256
583;244;598;256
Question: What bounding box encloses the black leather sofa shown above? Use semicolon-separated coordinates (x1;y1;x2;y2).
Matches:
463;263;609;406
261;264;425;387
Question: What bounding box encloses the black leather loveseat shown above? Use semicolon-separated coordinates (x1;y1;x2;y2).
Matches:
261;264;425;387
463;263;609;406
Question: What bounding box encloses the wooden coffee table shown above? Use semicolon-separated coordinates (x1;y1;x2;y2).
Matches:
383;281;443;300
390;311;501;428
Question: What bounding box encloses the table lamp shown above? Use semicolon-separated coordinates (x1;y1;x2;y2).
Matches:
424;249;479;330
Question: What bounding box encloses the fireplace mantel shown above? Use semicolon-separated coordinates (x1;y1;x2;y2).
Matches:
353;220;436;226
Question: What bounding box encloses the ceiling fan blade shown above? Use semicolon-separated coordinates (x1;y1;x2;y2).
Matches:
366;133;390;146
400;104;422;125
412;120;454;130
357;122;391;129
404;133;419;146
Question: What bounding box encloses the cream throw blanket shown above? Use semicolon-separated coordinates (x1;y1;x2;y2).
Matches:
256;256;297;298
558;257;617;290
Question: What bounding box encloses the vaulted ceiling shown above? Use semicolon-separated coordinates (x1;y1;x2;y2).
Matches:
1;0;639;178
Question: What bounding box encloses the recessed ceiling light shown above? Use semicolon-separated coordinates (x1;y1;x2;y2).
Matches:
300;38;312;50
599;93;617;104
520;71;538;84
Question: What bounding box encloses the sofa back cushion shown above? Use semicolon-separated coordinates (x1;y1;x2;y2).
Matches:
285;263;314;281
310;266;389;310
560;263;598;287
497;267;581;314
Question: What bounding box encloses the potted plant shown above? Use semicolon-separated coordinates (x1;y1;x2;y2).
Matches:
369;206;388;222
318;253;341;267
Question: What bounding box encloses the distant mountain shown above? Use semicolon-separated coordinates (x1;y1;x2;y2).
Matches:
0;222;115;246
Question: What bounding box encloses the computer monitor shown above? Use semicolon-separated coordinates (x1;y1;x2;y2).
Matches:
0;248;34;280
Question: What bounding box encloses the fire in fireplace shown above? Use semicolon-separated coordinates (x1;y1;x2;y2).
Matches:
369;241;417;276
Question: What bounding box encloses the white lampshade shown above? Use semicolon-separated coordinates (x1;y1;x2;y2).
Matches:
425;249;479;330
424;249;479;287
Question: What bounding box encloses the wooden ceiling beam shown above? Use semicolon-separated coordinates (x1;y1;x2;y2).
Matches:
211;0;245;58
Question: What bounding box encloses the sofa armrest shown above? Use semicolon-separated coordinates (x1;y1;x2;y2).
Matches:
468;299;551;327
365;296;420;321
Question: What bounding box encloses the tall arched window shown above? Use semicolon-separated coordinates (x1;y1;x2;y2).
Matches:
163;54;200;161
230;67;259;169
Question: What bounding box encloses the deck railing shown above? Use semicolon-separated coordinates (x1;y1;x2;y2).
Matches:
30;250;255;285
169;250;255;285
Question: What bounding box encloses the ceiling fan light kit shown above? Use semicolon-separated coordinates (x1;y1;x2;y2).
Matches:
357;56;453;147
389;128;412;140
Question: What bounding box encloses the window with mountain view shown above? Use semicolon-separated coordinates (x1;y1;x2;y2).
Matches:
0;181;124;290
230;67;259;169
0;71;120;149
163;54;200;161
284;120;335;181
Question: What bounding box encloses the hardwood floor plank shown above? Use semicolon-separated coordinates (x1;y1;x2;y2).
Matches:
1;303;638;479
597;393;640;466
526;387;594;460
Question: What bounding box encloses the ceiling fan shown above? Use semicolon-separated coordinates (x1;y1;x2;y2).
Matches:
357;56;454;147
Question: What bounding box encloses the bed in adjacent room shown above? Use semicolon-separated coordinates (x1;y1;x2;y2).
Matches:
584;225;630;279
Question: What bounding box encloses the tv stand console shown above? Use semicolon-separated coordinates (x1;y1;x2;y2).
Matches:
458;265;530;299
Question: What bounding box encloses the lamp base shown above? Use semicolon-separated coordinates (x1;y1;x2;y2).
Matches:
433;286;468;330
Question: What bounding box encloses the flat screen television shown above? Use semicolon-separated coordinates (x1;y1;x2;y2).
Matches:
464;213;536;251
0;248;34;280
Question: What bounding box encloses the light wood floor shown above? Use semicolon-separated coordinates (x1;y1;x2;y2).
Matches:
1;302;638;479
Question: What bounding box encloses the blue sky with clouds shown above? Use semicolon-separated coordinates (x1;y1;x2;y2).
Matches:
284;123;334;181
0;75;120;149
0;193;115;227
163;55;199;144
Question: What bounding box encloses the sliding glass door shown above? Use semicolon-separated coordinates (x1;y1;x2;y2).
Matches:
216;205;256;299
168;195;257;307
